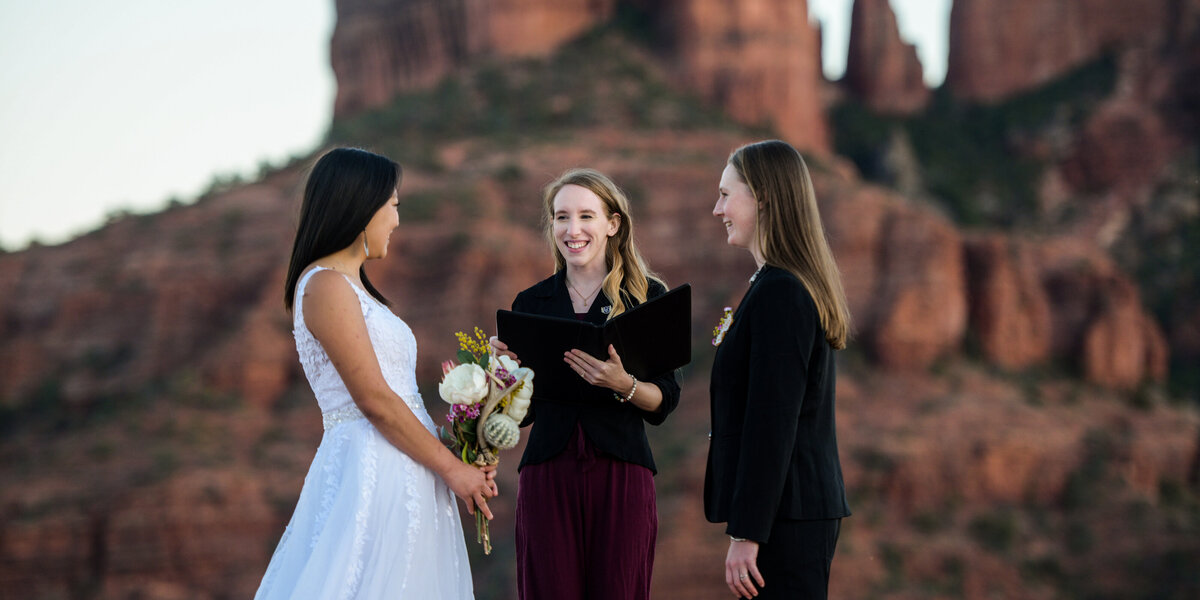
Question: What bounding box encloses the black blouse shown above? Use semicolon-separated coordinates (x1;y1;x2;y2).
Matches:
508;271;681;473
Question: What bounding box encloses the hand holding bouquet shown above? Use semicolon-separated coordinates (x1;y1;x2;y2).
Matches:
438;327;533;554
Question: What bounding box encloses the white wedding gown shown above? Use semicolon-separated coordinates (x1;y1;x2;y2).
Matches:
255;267;474;599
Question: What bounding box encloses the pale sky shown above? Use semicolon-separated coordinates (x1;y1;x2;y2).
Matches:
0;0;950;249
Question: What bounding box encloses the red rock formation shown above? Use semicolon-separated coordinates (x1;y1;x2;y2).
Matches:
965;235;1053;370
844;0;929;114
868;204;969;369
819;182;971;369
1;470;277;598
331;0;616;117
660;0;830;152
332;0;830;152
0;179;297;408
1038;238;1168;389
1061;100;1173;193
946;0;1172;102
819;184;891;331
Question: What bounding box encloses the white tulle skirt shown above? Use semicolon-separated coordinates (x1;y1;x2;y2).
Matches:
254;415;474;599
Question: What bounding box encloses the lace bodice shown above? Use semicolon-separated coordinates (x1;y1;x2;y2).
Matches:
293;267;431;429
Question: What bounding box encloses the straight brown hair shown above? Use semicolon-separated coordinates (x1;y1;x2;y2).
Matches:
729;140;851;349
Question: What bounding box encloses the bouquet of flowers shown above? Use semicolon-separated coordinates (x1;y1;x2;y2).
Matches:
438;327;533;554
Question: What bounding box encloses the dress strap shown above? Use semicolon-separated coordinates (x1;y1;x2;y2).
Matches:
295;266;375;323
293;266;330;325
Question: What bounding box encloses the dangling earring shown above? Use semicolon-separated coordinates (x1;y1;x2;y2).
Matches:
362;231;370;258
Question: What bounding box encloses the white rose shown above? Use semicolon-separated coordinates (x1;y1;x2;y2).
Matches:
438;363;488;405
495;354;520;376
504;367;534;421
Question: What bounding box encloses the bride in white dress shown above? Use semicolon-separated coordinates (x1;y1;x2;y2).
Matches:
255;148;496;599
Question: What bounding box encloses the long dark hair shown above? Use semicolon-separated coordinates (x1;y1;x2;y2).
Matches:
284;147;401;311
729;140;850;348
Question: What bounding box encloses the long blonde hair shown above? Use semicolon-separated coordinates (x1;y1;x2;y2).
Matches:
730;140;851;349
542;168;662;320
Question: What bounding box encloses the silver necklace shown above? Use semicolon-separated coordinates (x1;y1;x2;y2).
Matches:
749;264;766;284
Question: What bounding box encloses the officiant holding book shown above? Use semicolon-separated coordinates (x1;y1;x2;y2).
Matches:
491;168;682;600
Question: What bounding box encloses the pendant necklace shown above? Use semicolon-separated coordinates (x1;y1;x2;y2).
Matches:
567;277;603;311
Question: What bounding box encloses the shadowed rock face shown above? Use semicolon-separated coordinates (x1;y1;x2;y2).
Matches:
331;0;618;117
331;0;830;151
945;0;1175;103
844;0;929;115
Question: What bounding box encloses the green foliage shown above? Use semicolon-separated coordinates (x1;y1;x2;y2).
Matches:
831;54;1118;227
1062;428;1122;510
877;542;907;591
932;556;965;597
969;509;1018;553
1119;146;1200;405
1064;520;1094;555
494;162;525;183
327;31;736;168
1020;556;1066;586
910;509;950;534
855;446;897;473
398;190;447;222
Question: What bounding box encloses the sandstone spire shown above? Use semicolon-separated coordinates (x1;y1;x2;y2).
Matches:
844;0;929;114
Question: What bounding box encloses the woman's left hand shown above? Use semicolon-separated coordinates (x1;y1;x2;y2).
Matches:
725;539;764;598
564;344;632;393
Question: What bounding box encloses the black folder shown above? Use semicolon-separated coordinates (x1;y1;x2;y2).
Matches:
496;284;692;401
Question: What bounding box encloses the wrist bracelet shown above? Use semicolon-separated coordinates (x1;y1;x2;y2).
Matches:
615;373;637;403
730;536;748;543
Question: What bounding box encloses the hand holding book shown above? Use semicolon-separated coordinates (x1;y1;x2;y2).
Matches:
496;284;691;402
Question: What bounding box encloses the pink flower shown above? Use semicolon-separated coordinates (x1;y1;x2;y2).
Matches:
442;360;456;376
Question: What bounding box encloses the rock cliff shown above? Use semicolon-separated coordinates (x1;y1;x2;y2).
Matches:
844;0;929;114
332;0;617;117
331;0;830;151
945;0;1181;103
652;0;829;151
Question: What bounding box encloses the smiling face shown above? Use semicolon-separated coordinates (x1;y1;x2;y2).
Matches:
714;163;759;254
552;183;619;274
363;189;400;259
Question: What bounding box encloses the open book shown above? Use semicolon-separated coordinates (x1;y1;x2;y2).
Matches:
496;284;691;401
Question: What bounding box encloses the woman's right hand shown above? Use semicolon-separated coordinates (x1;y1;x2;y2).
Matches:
444;460;496;520
489;336;519;364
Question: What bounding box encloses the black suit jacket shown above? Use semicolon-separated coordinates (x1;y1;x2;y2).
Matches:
507;271;681;473
704;265;850;543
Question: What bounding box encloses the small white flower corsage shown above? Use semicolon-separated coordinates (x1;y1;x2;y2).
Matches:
711;307;734;346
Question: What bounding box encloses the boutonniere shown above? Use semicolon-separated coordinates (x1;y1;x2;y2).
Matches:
711;307;734;346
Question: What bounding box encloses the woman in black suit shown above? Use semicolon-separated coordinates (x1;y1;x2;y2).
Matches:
705;140;852;599
492;168;680;600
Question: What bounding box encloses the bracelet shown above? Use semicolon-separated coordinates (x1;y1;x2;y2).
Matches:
614;373;637;403
730;536;748;543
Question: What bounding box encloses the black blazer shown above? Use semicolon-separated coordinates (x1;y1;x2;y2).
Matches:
508;271;681;473
704;265;850;543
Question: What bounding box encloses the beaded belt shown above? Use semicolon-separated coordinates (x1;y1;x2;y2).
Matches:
322;404;367;430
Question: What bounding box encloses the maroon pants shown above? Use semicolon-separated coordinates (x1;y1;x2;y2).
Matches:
515;425;657;600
